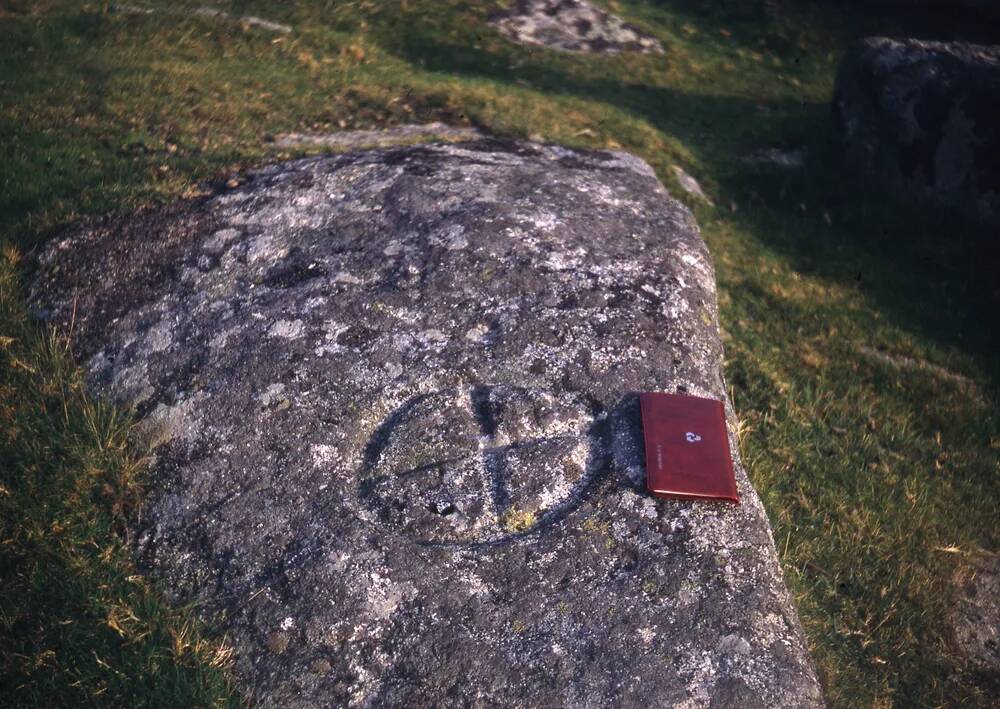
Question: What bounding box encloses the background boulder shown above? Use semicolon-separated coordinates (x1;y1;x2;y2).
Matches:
490;0;664;54
834;37;1000;228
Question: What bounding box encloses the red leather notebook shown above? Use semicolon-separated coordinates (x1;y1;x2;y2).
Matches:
640;392;739;503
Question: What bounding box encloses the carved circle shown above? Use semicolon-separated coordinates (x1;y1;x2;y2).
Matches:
359;385;605;545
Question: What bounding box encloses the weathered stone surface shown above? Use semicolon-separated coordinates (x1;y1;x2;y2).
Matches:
834;37;1000;228
30;140;821;707
490;0;663;54
950;550;1000;674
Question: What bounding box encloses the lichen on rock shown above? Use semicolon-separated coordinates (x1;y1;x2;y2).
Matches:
490;0;664;54
30;139;821;707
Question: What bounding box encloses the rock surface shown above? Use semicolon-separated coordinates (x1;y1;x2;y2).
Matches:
834;37;1000;228
950;550;1000;675
490;0;663;54
31;140;821;707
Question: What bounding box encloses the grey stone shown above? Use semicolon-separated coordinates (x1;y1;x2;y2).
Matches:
192;6;292;33
112;3;292;33
950;550;1000;674
671;165;713;204
833;37;1000;228
30;140;821;707
112;3;155;15
240;15;294;34
490;0;663;54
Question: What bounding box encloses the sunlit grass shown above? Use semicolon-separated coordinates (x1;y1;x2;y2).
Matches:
0;247;239;706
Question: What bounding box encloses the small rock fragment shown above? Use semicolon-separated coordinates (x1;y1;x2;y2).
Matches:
672;165;713;204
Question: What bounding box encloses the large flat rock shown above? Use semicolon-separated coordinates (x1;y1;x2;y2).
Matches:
834;37;1000;229
30;140;822;707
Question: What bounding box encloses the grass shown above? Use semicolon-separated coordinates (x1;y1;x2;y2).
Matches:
1;0;997;706
0;247;237;705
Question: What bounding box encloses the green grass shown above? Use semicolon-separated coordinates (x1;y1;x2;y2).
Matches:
0;248;238;705
1;0;997;706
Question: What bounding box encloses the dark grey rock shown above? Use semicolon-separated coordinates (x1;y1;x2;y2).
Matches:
950;550;1000;674
833;37;1000;228
30;140;821;707
490;0;663;54
671;165;713;204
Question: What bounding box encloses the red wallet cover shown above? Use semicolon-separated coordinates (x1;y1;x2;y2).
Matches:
640;392;739;503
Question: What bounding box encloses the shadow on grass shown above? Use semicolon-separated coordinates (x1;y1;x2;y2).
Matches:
378;27;1000;374
634;0;1000;51
722;148;1000;358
